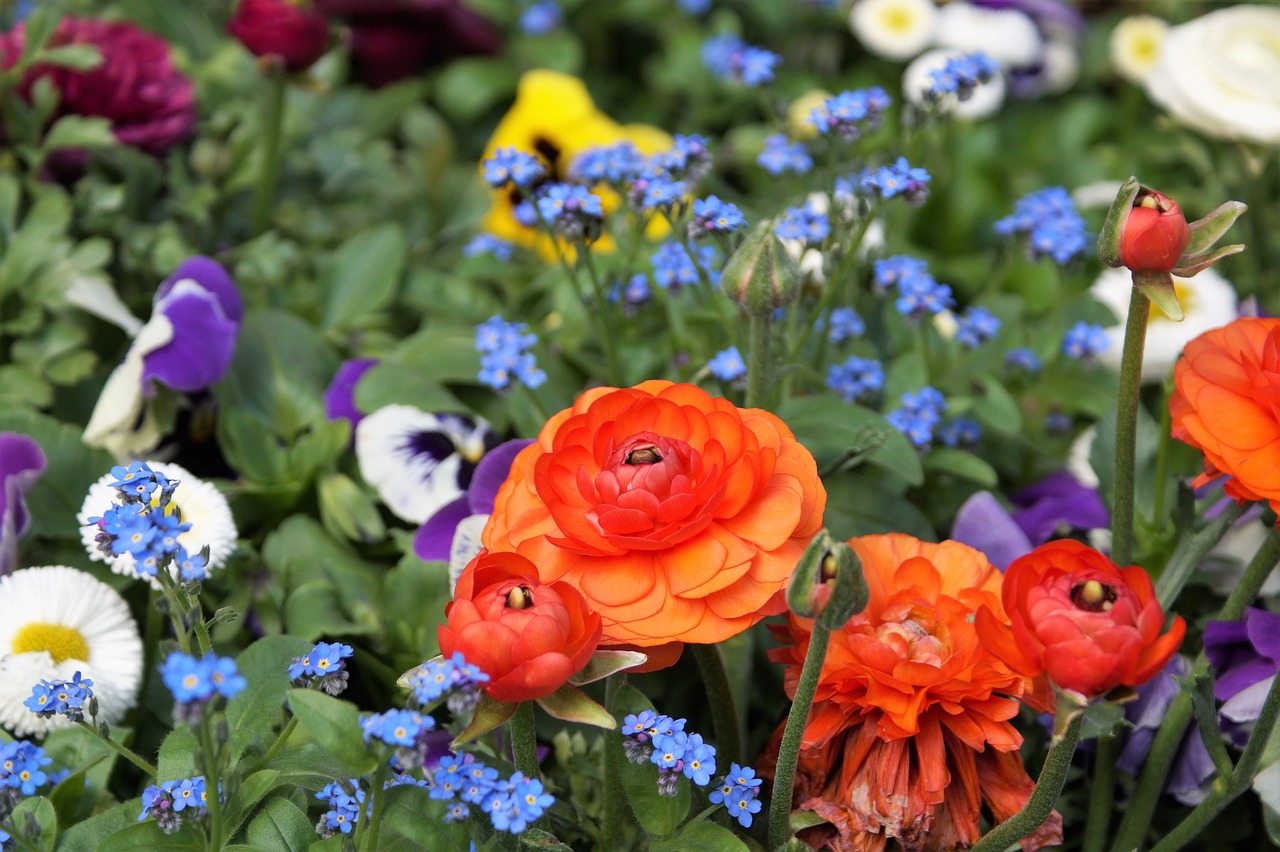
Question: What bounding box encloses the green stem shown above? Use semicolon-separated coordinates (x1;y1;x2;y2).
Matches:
1155;501;1249;610
672;222;734;342
510;701;540;780
249;65;287;238
1112;528;1280;852
76;720;157;777
360;757;392;852
536;208;619;385
1149;671;1280;852
971;711;1084;852
198;710;225;852
576;246;623;384
691;644;742;764
767;621;832;851
1111;284;1151;568
603;675;627;851
1150;392;1175;524
746;311;772;410
250;715;298;773
1082;735;1119;852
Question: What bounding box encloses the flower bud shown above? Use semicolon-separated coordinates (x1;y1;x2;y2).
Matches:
787;530;868;629
721;219;800;316
1119;190;1190;272
227;0;330;73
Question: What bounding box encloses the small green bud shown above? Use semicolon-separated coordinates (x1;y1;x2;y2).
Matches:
787;530;867;628
318;472;386;544
721;219;800;316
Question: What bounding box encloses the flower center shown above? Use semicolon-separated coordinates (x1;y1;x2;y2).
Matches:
506;586;534;609
1070;579;1117;612
625;446;663;465
875;617;945;667
12;623;90;664
879;6;915;34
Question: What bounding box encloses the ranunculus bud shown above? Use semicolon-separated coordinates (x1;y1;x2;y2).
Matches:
975;539;1185;701
440;550;602;703
786;529;867;629
721;219;800;316
228;0;330;72
1119;190;1191;272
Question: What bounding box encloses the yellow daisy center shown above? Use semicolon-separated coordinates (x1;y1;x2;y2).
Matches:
12;623;89;664
879;5;916;35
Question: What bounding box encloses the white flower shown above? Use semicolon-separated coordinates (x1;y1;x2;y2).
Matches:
356;405;496;524
933;1;1042;69
78;462;237;586
1071;179;1126;210
1144;5;1280;144
1110;15;1169;84
0;566;143;737
903;48;1007;120
850;0;938;61
1090;266;1238;382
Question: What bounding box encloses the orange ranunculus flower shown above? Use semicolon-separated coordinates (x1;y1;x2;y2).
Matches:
976;539;1184;700
1169;317;1280;512
763;534;1060;852
439;550;601;703
481;380;825;649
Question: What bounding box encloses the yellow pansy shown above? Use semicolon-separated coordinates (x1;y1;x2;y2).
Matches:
479;69;671;258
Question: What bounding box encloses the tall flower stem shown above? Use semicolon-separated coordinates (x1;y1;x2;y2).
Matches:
198;710;225;852
1111;285;1151;568
602;675;628;851
971;709;1084;852
76;721;157;776
360;758;392;852
1150;672;1280;852
249;63;287;238
746;311;772;410
1111;528;1280;852
691;644;742;764
249;715;298;774
1082;735;1118;852
510;701;540;780
767;621;832;851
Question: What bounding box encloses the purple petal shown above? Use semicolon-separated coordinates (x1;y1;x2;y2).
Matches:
324;358;379;427
1166;733;1217;806
0;433;46;576
970;0;1083;33
1010;470;1109;545
412;498;471;562
1221;676;1275;724
1205;617;1254;684
468;439;534;514
155;257;243;324
141;280;240;393
950;491;1033;571
1126;655;1190;730
1245;607;1280;663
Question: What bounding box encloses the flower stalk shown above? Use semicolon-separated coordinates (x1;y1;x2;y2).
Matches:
1110;282;1150;568
691;643;743;764
250;61;287;237
510;700;540;781
75;720;157;777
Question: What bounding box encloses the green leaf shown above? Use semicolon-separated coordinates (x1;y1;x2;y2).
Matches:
519;827;573;850
969;374;1023;436
10;795;57;850
433;59;517;123
776;395;923;486
821;472;935;540
650;820;749;852
535;684;616;728
226;635;314;756
286;689;377;776
54;798;145;852
452;694;519;748
41;116;115;153
223;770;283;841
377;785;470;849
570;650;649;685
607;684;690;838
246;796;316;852
94;819;202;852
321;224;407;331
157;727;200;780
923;449;998;487
37;43;102;70
1079;699;1128;741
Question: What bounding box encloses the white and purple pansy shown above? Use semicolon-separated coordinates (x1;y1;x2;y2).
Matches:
83;257;242;457
0;434;46;576
355;405;501;526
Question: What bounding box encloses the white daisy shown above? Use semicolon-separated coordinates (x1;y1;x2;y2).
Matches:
356;405;498;524
1090;265;1238;382
933;1;1043;69
850;0;938;61
903;48;1007;120
1110;15;1168;85
0;566;143;737
78;461;237;586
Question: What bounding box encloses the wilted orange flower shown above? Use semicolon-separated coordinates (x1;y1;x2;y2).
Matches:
1170;317;1280;513
765;534;1061;852
482;380;825;650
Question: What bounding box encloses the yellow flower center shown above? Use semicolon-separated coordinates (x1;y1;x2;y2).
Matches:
879;5;916;34
12;623;89;664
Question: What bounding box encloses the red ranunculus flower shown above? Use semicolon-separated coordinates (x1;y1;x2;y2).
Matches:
976;539;1185;699
1119;189;1191;273
439;550;601;703
0;18;196;157
228;0;330;72
315;0;500;88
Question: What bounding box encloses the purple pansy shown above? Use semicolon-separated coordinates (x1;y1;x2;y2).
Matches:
324;359;379;429
413;438;533;566
1206;607;1280;744
141;257;244;394
0;434;46;576
952;470;1108;569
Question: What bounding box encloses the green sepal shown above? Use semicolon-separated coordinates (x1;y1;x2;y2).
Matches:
721;218;799;316
1132;270;1183;322
1052;690;1089;743
786;529;837;618
818;544;868;631
1097;176;1140;268
569;649;648;685
451;693;518;748
1182;200;1247;258
535;683;616;728
1171;243;1246;278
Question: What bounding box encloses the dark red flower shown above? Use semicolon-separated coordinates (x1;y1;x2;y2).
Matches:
1119;190;1191;273
227;0;330;72
315;0;500;88
0;18;196;157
